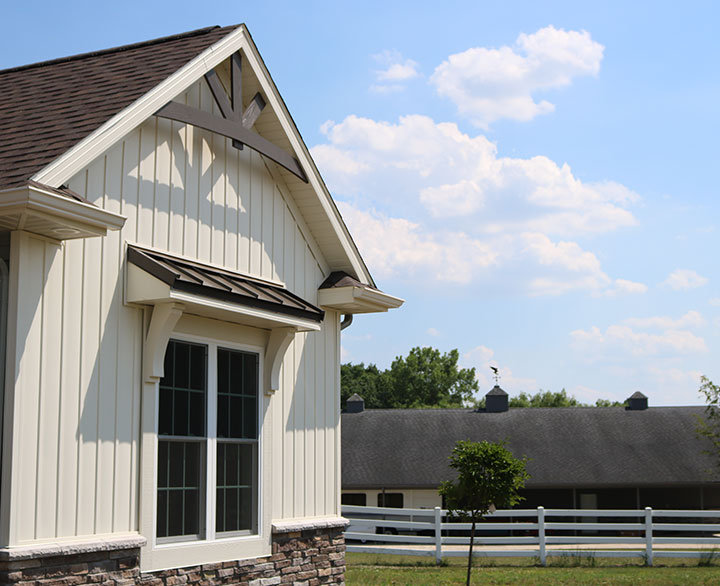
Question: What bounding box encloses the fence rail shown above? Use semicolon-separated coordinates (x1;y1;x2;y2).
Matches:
341;505;720;566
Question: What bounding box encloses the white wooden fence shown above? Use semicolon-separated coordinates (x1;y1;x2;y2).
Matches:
341;505;720;566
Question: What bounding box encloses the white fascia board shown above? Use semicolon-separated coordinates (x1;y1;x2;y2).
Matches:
0;185;126;236
31;26;250;189
126;264;321;332
317;286;404;314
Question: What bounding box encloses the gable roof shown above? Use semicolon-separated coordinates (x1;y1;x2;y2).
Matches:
342;407;718;489
0;25;235;192
0;25;380;287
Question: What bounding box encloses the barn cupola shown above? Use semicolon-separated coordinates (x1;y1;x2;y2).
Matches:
626;391;648;411
486;385;509;413
346;393;365;413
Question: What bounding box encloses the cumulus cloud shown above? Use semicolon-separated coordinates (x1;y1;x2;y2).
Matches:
430;25;604;126
371;50;420;93
314;114;641;295
571;324;708;358
710;297;720;307
427;328;441;337
315;115;638;236
663;269;709;291
338;202;497;283
623;310;705;330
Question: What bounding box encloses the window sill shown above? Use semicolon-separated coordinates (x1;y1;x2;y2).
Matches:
142;533;269;572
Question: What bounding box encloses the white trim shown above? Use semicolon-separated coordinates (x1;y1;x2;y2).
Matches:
0;535;146;560
0;185;126;240
142;331;268;571
317;286;405;314
271;517;349;534
126;265;321;333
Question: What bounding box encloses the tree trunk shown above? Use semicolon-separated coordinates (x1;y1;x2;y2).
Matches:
466;517;476;586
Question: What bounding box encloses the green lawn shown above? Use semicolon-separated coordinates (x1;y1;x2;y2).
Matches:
345;553;720;585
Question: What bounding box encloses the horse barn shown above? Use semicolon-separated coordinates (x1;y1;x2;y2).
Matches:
342;389;720;512
0;24;402;585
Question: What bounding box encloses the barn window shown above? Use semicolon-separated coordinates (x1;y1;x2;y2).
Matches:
157;339;259;541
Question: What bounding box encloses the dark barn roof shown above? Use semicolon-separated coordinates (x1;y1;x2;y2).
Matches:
0;25;237;191
342;407;718;489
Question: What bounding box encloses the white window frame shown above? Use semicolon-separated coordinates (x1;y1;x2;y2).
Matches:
155;333;263;546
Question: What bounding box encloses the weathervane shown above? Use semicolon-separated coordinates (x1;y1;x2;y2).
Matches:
490;366;500;385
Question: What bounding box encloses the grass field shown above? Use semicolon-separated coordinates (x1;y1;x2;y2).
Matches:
345;552;720;585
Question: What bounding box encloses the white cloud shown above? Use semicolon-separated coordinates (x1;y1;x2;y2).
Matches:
663;269;709;290
427;328;441;337
623;310;705;330
571;324;708;358
709;297;720;307
337;202;497;283
430;25;604;126
316;115;637;237
371;50;420;92
604;279;648;297
314;114;641;295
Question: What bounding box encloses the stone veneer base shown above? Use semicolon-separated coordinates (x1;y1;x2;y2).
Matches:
0;525;346;586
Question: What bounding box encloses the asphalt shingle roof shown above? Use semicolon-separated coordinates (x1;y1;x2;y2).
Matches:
342;406;717;489
0;25;238;191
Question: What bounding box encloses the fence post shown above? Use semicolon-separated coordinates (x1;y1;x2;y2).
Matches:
537;506;546;567
434;506;442;565
644;506;653;567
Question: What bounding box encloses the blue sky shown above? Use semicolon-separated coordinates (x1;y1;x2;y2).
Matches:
3;1;718;405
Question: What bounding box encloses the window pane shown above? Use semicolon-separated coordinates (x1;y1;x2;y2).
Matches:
341;493;367;506
159;340;207;437
217;348;258;440
157;439;204;539
175;342;189;389
243;397;256;439
217;442;256;533
190;344;207;391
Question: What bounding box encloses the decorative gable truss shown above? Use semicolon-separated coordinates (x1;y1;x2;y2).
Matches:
155;53;307;183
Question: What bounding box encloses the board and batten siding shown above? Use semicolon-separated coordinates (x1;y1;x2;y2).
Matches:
4;77;341;546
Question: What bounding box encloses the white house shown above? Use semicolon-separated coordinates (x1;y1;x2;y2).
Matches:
0;24;402;584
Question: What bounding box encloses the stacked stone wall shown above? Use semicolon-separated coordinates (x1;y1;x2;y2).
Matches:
0;527;345;586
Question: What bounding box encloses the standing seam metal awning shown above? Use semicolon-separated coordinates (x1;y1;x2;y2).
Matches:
127;245;324;323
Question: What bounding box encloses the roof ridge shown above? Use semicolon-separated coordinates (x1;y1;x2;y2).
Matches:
0;25;239;75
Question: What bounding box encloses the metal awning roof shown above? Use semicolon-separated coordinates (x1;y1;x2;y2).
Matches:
127;245;324;324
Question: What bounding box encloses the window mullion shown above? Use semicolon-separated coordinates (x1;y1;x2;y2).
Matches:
207;342;218;542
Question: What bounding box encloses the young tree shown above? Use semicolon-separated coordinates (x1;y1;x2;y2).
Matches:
439;440;529;586
696;376;720;471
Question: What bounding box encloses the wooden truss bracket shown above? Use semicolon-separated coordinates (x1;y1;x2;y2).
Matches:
155;52;307;183
264;327;295;396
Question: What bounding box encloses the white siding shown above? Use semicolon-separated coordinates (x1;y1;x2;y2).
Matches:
6;78;341;545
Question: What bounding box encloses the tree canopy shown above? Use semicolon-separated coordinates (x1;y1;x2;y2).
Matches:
341;347;478;409
341;349;624;410
474;389;624;409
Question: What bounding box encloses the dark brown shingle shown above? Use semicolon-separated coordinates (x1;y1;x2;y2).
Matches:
0;25;238;191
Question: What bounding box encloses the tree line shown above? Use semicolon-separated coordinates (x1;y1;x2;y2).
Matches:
341;346;624;410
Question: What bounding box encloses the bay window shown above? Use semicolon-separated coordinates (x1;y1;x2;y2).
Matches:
157;338;259;542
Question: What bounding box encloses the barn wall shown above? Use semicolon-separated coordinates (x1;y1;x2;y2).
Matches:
5;77;340;546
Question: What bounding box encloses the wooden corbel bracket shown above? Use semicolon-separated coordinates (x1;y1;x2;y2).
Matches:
264;327;295;396
143;302;183;384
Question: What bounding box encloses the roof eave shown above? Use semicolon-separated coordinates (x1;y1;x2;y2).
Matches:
0;183;126;239
317;285;404;314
